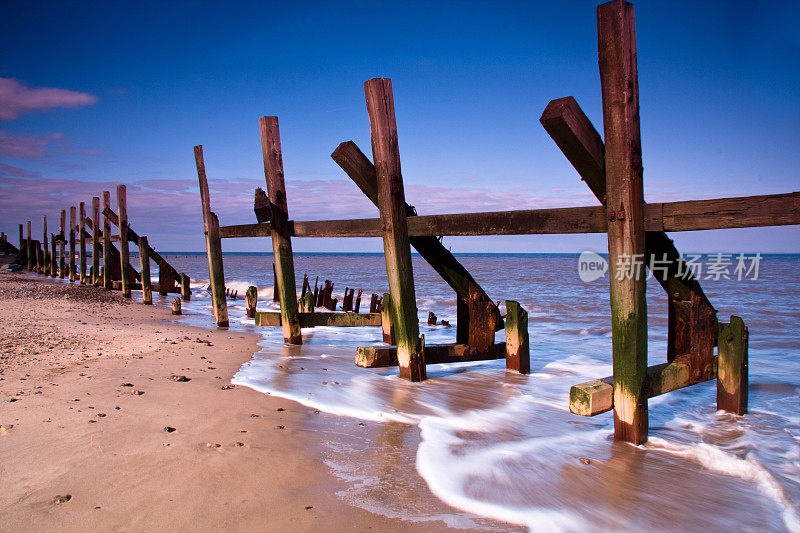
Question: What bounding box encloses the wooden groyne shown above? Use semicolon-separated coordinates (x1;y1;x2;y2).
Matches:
14;187;192;310
191;0;798;444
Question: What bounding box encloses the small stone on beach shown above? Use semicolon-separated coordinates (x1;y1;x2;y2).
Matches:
53;494;72;504
164;426;176;433
206;442;221;448
131;390;144;395
170;375;190;382
579;458;591;465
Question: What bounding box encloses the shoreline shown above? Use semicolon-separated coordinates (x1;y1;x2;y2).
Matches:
0;271;497;531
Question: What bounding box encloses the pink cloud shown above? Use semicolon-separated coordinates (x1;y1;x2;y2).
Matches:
0;163;41;178
0;78;97;121
0;130;63;157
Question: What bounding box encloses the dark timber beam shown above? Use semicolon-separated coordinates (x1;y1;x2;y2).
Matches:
332;140;503;331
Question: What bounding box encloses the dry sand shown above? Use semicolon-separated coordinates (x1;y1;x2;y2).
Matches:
0;271;484;532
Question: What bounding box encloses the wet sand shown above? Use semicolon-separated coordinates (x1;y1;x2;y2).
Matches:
0;270;486;531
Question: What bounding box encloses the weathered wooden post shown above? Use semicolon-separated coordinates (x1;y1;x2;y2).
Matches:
172;296;182;315
42;215;49;276
598;0;648;444
59;210;66;278
36;242;44;272
354;289;363;314
92;197;100;285
272;263;280;302
78;202;87;283
505;300;530;374
50;233;57;277
26;221;33;270
195;145;229;327
139;236;153;305
102;191;112;289
245;286;258;318
300;290;314;313
259;116;301;344
68;207;76;281
365;78;425;381
181;273;191;301
381;293;396;345
717;316;748;415
18;224;25;267
117;185;131;297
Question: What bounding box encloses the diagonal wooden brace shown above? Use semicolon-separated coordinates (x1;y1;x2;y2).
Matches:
540;95;717;383
331;140;504;345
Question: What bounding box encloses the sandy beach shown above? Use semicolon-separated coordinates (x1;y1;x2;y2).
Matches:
0;270;492;532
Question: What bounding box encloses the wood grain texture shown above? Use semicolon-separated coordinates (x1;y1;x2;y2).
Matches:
92;197;100;284
139;236;153;304
259;117;301;344
68;207;76;282
102;193;112;288
117;185;131;298
79;202;87;283
365;78;424;381
505;300;530;374
598;0;648;444
356;343;506;368
717;316;748;415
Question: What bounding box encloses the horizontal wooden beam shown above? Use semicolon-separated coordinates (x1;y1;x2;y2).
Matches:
254;311;382;327
218;192;799;239
569;358;714;416
356;342;506;368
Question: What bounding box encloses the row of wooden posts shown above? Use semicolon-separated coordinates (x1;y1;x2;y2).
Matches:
13;185;191;312
189;0;800;444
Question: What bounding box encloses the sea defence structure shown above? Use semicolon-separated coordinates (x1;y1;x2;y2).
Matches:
15;186;192;308
193;0;798;444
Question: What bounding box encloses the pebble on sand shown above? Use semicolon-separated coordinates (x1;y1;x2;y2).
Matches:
53;494;72;504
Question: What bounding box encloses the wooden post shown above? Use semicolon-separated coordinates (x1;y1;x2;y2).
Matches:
195;145;229;327
37;242;43;272
42;215;49;276
102;191;112;289
245;286;258;318
92;197;100;284
354;289;363;313
598;0;648;444
272;263;280;302
26;221;32;270
172;296;181;315
381;293;396;345
50;233;57;277
68;208;76;281
18;224;24;267
299;290;314;313
78;202;87;283
717;316;748;415
505;300;530;374
139;236;153;305
117;185;131;297
59;210;66;278
181;273;191;301
365;78;424;381
259;116;301;344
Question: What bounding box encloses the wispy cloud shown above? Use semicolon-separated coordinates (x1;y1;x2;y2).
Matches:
0;163;41;178
0;130;64;158
0;78;97;121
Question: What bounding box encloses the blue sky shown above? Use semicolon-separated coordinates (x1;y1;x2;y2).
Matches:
1;0;798;253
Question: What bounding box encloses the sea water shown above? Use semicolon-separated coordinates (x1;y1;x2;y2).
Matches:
132;252;800;532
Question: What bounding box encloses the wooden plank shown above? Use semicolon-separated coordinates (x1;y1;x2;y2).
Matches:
505;300;530;374
181;273;191;301
25;221;32;271
356;342;506;368
259;116;302;344
50;233;57;278
79;201;87;283
195;145;229;327
102;192;112;288
365;78;425;381
254;311;381;328
92;197;100;284
661;193;800;231
42;215;49;276
332;141;503;330
139;236;153;304
717;316;748;415
69;208;76;281
245;286;258;318
254;187;271;223
569;359;703;416
117;185;131;298
540;95;717;382
598;0;648;444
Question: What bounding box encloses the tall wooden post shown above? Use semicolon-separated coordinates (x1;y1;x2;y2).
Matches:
42;215;49;276
18;224;24;267
259;116;301;344
79;202;87;283
194;145;229;327
139;236;153;305
102;191;112;289
117;185;131;298
68;208;76;281
598;0;648;444
92;197;100;285
365;78;425;381
181;273;191;301
50;233;57;277
505;300;530;374
717;316;748;415
245;286;258;318
59;210;66;278
381;293;396;345
26;221;32;270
